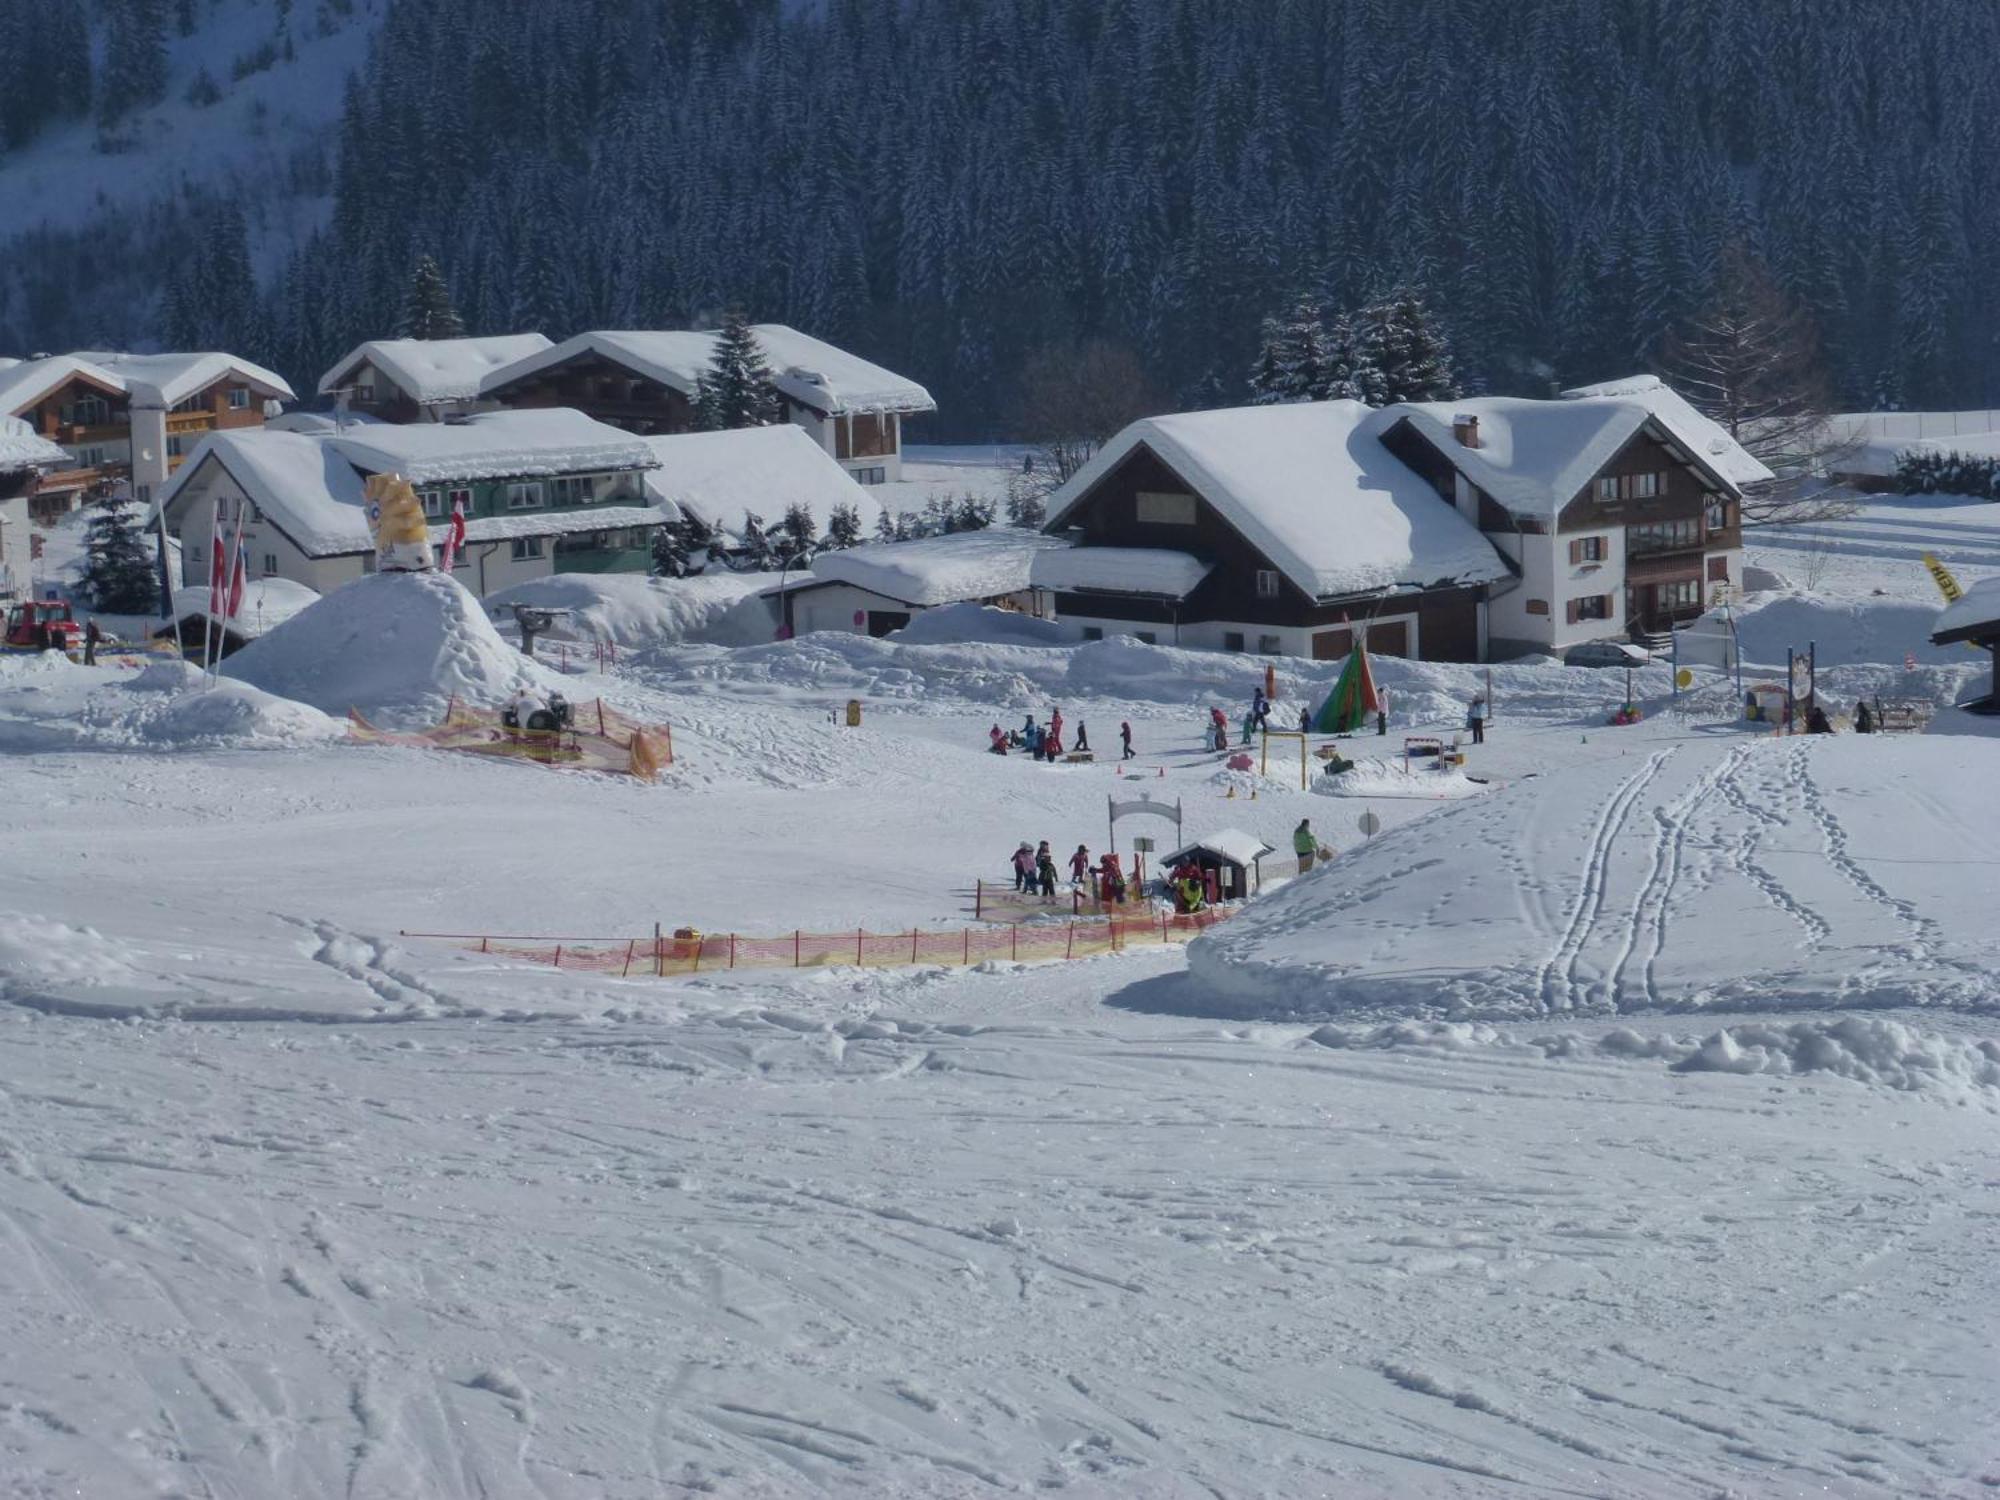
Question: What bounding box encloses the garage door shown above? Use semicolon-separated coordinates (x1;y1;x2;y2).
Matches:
1366;621;1409;657
1311;627;1353;660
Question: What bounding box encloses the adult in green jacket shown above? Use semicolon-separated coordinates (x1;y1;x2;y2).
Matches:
1293;818;1318;874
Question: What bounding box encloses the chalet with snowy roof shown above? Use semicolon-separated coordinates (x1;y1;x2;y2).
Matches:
317;334;555;423
151;408;664;598
640;425;884;549
1042;379;1770;662
1381;377;1770;650
0;416;71;596
479;325;936;486
0;350;294;522
1040;402;1509;661
765;528;1068;638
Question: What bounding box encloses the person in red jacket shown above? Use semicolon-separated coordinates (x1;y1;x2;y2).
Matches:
1069;844;1092;885
1047;707;1065;757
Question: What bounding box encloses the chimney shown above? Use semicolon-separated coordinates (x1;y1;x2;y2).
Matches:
1452;413;1481;449
129;390;169;500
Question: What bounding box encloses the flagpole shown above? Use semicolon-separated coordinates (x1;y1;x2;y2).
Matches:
202;498;224;683
220;500;249;683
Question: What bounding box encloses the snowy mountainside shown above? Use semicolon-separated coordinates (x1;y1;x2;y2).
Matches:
0;0;376;246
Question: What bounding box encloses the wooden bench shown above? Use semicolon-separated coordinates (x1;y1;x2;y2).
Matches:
1873;699;1932;734
1064;750;1096;763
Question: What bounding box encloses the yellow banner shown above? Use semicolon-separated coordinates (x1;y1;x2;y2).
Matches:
1922;552;1964;604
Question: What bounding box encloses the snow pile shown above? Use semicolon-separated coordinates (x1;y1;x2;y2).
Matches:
809;528;1069;606
226;570;563;727
1184;736;2000;1020
484;570;779;649
1315;755;1489;800
1734;591;1972;668
0;412;66;471
641;424;881;536
326;407;656;486
0;654;340;752
0;911;143;1000
1667;1017;2000;1100
891;602;1071;647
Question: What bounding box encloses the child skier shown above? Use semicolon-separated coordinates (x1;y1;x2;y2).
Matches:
1035;841;1059;897
1069;844;1092;885
1011;842;1035;892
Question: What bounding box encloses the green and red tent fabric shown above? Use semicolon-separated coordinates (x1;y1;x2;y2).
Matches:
1312;637;1380;732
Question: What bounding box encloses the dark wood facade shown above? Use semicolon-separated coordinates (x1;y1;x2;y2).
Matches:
1049;443;1486;661
482;352;697;436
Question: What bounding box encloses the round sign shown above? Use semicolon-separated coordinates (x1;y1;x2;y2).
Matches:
1356;810;1382;837
1675;667;1694;688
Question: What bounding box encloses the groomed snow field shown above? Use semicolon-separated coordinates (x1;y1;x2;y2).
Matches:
3;499;1998;1497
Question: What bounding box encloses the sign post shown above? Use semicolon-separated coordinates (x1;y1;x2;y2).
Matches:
1356;809;1381;840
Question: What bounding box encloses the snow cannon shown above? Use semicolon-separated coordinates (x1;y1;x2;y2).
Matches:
501;690;573;735
363;473;435;572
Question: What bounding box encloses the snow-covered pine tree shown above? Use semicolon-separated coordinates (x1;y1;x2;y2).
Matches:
82;490;158;614
738;511;777;569
824;502;863;550
1246;296;1329;403
399;255;465;340
873;508;898;543
651;523;690;578
953;495;993;531
777;502;818;557
1320;312;1368;402
921;495;952;536
1356;288;1461;404
1003;477;1046;529
695;310;778;430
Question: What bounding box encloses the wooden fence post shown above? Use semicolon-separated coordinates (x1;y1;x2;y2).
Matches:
911;928;920;964
1011;925;1018;961
1066;922;1075;959
729;933;737;969
975;880;982;920
552;944;563;968
480;936;489;954
856;928;865;966
795;930;802;967
962;928;970;965
654;921;663;978
621;939;635;978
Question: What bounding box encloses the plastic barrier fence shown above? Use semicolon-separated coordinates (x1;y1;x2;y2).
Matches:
408;907;1235;980
348;695;672;779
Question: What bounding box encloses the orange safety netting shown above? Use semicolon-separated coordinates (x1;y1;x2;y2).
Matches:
413;907;1235;979
348;696;673;779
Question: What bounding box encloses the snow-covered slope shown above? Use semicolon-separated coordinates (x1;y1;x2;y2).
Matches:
225;569;563;726
1189;735;2000;1019
481;570;778;650
0;0;376;245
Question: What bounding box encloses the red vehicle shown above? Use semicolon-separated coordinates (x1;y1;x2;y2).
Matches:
3;599;83;653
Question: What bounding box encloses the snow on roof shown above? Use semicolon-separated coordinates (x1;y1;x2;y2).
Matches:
1559;374;1774;488
1164;828;1275;869
325;408;656;486
317;334;554;404
1030;546;1213;599
481;325;936;416
1047;402;1509;601
0;354;124;416
0;350;294;415
69;349;295;406
165;576;320;638
0;414;68;472
640;425;882;533
808;529;1070;607
157;428;372;556
1934;576;2000;642
453;505;667;546
1390;397;1659;518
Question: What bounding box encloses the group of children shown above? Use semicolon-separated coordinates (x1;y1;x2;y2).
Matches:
1204;691;1306;752
1009;841;1132;903
990;713;1138;762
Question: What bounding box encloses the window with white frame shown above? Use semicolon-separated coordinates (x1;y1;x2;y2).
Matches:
419;489;446;519
510;536;545;560
1255;568;1280;599
505;482;545;510
852;466;887;485
227;387;250;410
1258;634;1282;654
552;474;597;506
1595;476;1618;502
262;553;277;576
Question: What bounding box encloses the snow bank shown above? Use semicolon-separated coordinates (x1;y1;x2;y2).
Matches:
891;602;1071;647
1183;736;2000;1020
483;570;780;649
0;654;340;752
1314;755;1489;800
1734;591;1969;669
225;570;563;727
1667;1017;2000;1100
808;528;1068;606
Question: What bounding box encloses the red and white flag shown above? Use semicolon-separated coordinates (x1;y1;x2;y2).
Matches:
441;496;466;572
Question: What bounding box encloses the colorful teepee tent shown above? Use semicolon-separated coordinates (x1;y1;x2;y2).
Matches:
1312;636;1380;732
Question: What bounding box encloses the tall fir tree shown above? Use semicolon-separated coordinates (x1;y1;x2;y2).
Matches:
737;510;777;569
823;502;863;550
1356;288;1461;404
776;501;818;557
398;255;466;340
98;0;169;127
82;491;158;614
695;311;778;430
